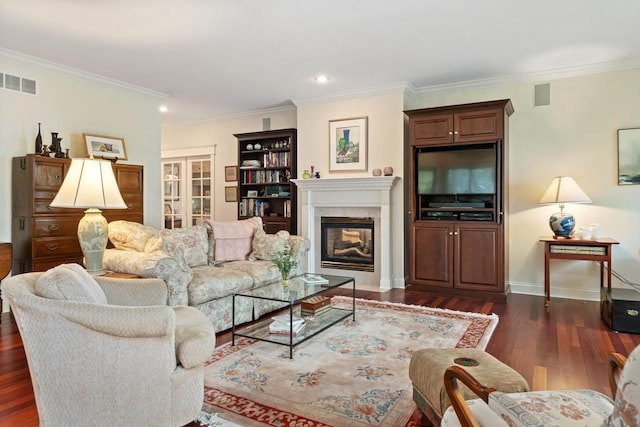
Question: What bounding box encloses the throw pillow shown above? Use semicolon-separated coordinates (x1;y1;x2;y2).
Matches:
108;220;160;252
211;219;260;261
249;229;290;261
35;264;108;304
160;225;209;267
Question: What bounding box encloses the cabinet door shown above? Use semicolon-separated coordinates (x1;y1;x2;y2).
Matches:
410;223;454;287
34;157;67;190
455;223;502;291
454;108;503;143
410;114;454;146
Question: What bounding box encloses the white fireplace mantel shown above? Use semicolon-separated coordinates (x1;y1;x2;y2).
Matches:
292;176;400;289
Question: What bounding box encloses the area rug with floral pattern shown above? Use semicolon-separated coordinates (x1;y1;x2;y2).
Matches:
201;296;498;427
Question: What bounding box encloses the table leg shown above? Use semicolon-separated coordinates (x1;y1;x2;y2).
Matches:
544;246;551;309
232;294;236;347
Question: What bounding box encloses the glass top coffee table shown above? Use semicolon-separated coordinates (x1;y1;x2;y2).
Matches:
232;273;355;358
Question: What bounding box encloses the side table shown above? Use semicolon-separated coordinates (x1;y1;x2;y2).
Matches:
0;243;13;324
540;237;619;309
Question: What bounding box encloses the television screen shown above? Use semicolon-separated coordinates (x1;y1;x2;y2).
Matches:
417;147;496;194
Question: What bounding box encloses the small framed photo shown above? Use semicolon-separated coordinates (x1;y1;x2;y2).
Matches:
225;186;238;202
329;116;368;172
83;133;127;160
247;190;258;197
225;165;238;182
618;128;640;185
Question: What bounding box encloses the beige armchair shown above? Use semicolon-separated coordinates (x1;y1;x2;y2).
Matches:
2;265;216;427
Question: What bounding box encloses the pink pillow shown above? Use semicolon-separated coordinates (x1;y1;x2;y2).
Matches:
211;220;258;261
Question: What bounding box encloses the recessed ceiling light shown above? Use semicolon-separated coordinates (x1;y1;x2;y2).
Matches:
314;75;329;83
159;105;169;113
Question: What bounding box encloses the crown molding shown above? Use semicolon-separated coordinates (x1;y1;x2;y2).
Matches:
415;58;640;95
0;47;169;99
292;81;412;107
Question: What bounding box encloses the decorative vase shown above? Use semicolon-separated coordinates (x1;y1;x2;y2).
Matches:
35;123;43;155
383;166;394;176
372;168;382;176
302;170;311;179
281;279;289;292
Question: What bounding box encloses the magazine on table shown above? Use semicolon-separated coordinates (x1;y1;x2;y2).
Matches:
269;315;306;335
301;274;329;285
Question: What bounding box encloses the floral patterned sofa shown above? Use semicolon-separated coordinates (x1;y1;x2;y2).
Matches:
102;218;310;332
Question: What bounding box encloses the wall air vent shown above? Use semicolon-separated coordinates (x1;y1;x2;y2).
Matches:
1;72;38;95
5;74;20;91
21;78;37;94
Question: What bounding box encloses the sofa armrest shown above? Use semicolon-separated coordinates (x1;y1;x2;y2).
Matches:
103;249;193;306
288;235;311;274
95;277;168;306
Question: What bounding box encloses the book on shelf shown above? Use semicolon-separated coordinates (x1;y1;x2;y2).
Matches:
301;274;329;285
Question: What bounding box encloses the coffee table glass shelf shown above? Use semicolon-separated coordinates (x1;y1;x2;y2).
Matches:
232;273;355;358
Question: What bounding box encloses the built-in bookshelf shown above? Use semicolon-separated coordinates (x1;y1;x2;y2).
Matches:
234;129;297;234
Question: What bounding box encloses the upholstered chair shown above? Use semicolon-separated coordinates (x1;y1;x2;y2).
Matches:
2;265;216;427
441;345;639;426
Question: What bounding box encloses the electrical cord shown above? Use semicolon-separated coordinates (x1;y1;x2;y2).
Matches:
603;264;640;292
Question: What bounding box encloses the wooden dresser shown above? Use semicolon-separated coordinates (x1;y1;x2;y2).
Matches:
11;155;143;274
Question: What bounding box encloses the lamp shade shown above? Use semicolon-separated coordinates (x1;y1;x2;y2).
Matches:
50;158;126;209
539;176;591;205
50;158;126;274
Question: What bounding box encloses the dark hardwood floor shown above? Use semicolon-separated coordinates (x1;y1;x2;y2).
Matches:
1;289;639;426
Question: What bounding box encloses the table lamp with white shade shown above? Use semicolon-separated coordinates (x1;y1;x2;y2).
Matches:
50;157;127;275
539;176;591;239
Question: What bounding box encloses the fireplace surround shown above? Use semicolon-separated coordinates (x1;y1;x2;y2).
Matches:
292;176;400;289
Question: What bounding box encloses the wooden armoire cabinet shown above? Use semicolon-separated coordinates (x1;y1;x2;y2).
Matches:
405;100;513;302
11;155;144;274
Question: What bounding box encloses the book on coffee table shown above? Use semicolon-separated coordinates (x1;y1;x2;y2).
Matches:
301;274;329;285
269;315;306;336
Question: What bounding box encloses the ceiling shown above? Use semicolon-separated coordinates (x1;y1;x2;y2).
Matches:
2;0;640;125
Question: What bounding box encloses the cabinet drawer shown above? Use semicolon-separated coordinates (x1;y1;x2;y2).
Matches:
32;257;83;272
119;193;143;212
33;217;80;237
263;217;291;234
33;237;81;257
115;167;143;192
34;200;83;215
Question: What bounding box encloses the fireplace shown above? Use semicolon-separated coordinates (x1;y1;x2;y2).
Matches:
321;217;374;272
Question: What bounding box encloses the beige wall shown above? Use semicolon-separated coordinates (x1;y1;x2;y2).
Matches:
296;91;406;288
0;53;164;241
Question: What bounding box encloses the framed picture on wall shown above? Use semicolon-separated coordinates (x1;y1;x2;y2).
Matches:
329;116;368;172
83;133;127;160
617;128;640;185
225;186;238;202
225;165;238;182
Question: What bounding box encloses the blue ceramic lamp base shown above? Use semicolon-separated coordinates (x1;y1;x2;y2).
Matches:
549;211;576;239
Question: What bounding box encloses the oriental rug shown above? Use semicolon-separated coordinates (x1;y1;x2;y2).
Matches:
202;296;498;427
